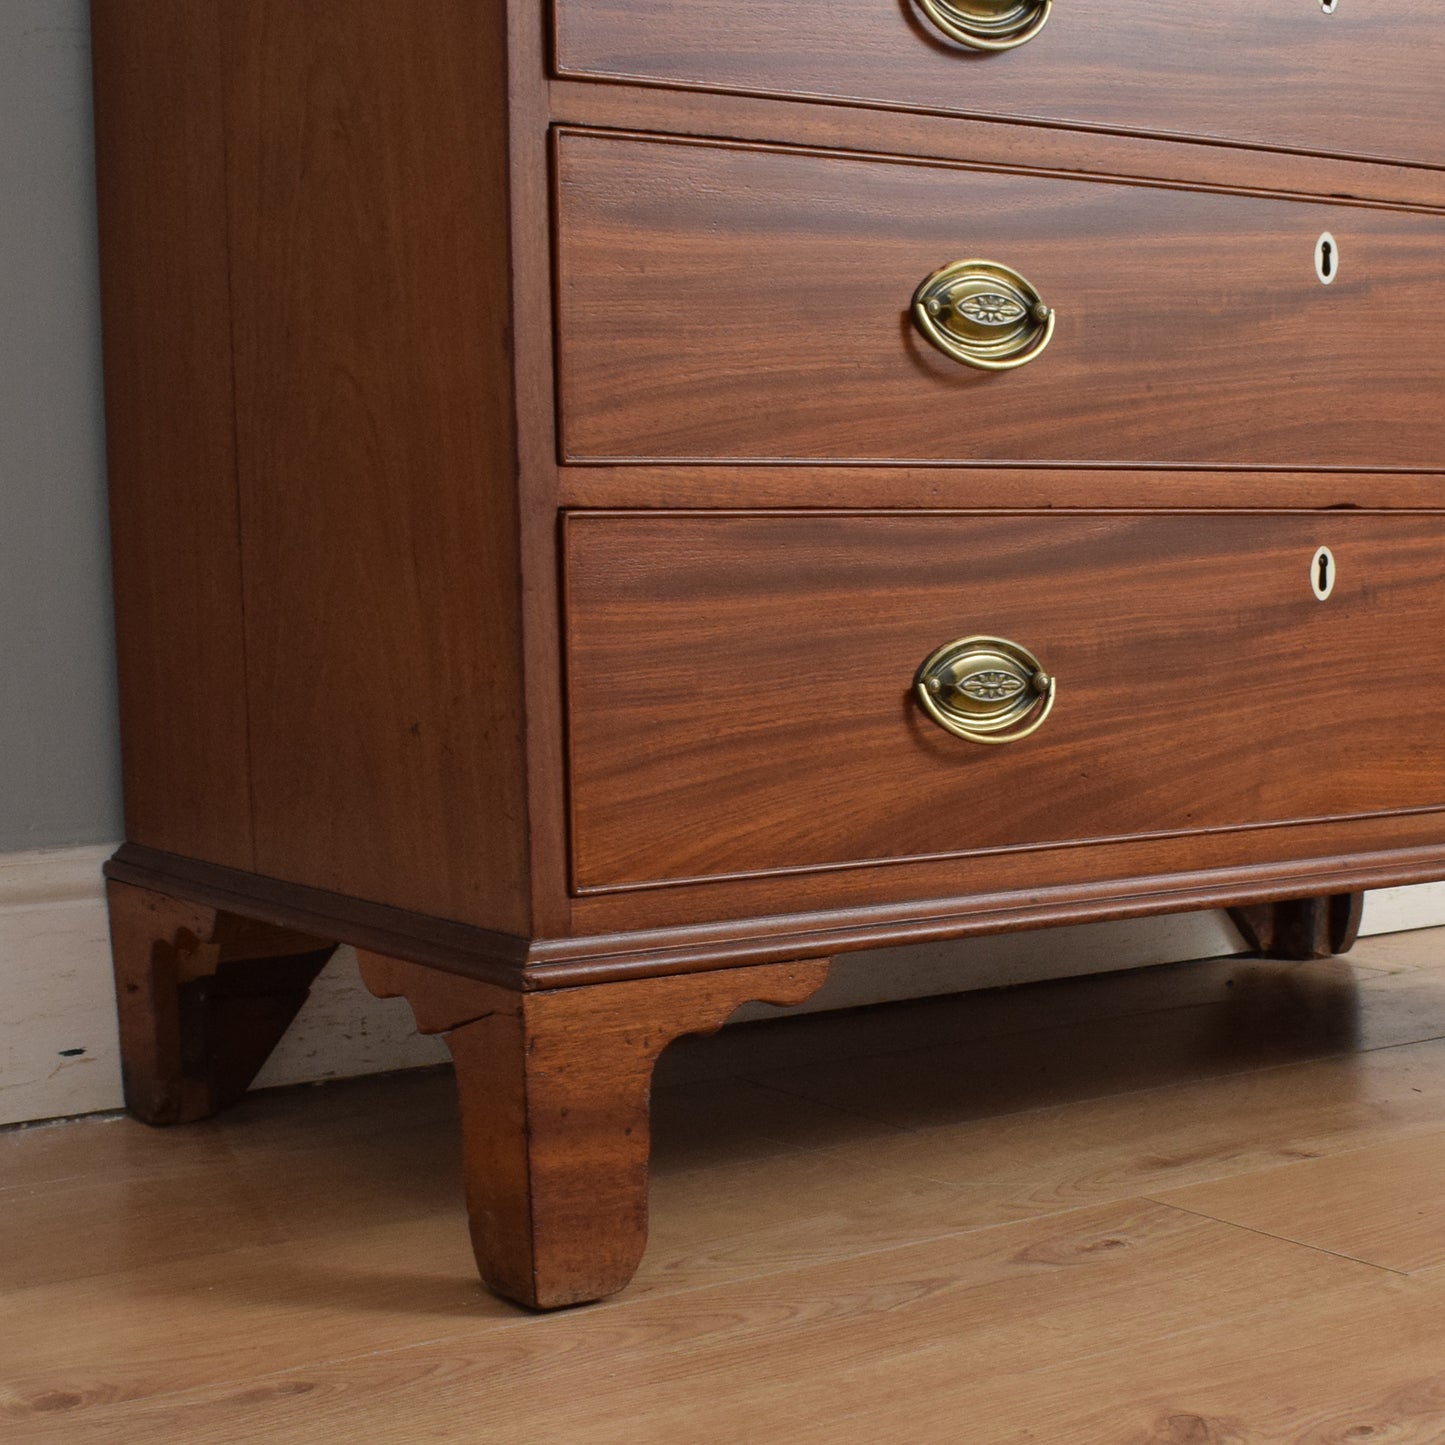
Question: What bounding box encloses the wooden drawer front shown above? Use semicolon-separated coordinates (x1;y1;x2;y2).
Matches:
564;512;1445;892
555;0;1445;171
556;134;1445;469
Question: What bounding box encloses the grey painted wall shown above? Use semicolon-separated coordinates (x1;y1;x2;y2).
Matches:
0;2;121;851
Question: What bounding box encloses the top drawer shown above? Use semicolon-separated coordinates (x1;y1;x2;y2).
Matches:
555;0;1445;171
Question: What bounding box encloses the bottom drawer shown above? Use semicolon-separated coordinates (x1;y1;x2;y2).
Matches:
563;512;1445;894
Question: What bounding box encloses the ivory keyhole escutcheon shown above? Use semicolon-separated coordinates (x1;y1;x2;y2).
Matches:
1321;0;1338;12
1315;232;1338;285
1312;546;1336;601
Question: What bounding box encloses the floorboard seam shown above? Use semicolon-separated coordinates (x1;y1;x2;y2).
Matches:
1144;1198;1413;1277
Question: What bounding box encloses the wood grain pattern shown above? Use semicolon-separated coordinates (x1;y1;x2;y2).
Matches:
565;511;1445;890
1155;1131;1445;1276
550;80;1445;215
555;0;1445;171
552;827;1445;977
103;836;1445;990
106;880;337;1124
560;465;1445;513
104;844;532;985
359;953;830;1307
556;131;1445;468
508;0;576;940
89;1;254;869
90;0;1445;1328
11;1201;1433;1441
220;0;531;930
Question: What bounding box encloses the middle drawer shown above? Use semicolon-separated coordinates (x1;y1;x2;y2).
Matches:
555;132;1445;470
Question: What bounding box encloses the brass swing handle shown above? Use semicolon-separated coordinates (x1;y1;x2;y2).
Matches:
912;259;1055;372
915;636;1056;745
915;0;1052;52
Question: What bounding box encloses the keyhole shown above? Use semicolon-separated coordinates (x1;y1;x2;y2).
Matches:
1321;0;1337;12
1320;239;1333;278
1315;231;1338;285
1311;546;1336;601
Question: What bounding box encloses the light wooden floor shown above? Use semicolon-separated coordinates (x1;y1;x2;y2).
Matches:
6;929;1445;1443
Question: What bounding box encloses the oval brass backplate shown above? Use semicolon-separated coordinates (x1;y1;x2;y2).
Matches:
915;0;1052;51
912;260;1055;371
915;635;1056;744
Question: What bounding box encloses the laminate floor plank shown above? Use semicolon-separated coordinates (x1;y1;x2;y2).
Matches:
0;1067;459;1195
1;1168;292;1293
636;1149;1013;1297
852;1273;1445;1444
2;1199;1392;1444
813;1034;1445;1211
1335;928;1445;975
1153;1128;1445;1274
0;1114;238;1197
0;1113;463;1293
647;1075;906;1171
0;1072;878;1301
0;1134;974;1420
0;1215;515;1426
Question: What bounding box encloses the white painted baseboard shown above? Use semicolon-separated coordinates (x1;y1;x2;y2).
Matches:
2;845;1442;1127
0;846;123;1127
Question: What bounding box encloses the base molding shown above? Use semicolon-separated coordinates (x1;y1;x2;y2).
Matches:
104;844;529;986
4;843;1444;1127
108;841;1445;986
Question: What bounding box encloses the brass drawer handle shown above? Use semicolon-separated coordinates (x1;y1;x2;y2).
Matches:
915;636;1056;745
912;260;1055;372
915;0;1052;52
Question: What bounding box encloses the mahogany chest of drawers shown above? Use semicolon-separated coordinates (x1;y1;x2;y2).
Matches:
92;0;1445;1308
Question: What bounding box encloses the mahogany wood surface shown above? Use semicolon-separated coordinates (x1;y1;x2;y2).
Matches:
564;819;1445;952
359;952;830;1307
551;81;1445;215
91;0;1445;1311
106;880;338;1125
1231;892;1365;963
89;3;254;870
560;466;1445;513
509;0;577;941
556;131;1445;468
565;511;1445;890
555;0;1445;171
217;0;531;931
106;838;1445;990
